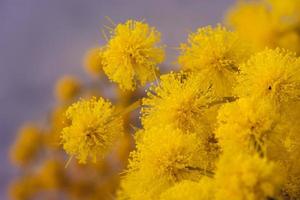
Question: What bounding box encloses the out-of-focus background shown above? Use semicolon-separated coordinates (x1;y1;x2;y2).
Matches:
0;0;234;199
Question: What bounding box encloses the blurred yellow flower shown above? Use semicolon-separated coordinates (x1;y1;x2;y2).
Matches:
83;47;104;77
54;75;81;102
9;176;40;200
10;123;42;166
37;159;67;189
226;0;300;54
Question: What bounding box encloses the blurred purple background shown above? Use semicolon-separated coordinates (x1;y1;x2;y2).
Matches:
0;0;234;198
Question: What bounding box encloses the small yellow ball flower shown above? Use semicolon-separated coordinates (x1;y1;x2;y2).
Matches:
118;126;213;200
215;153;283;200
235;48;300;106
103;20;165;90
142;72;214;134
84;47;104;77
61;97;124;163
178;25;251;97
10;124;42;166
54;75;81;102
216;98;279;155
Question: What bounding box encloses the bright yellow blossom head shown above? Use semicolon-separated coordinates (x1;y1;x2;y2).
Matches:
160;178;214;200
216;98;279;156
235;48;300;106
84;47;104;77
10;123;42;166
61;97;124;163
103;20;165;90
118;127;211;200
215;153;283;200
178;25;250;97
142;72;214;134
54;75;81;102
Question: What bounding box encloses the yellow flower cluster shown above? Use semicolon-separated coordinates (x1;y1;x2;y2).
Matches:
216;48;300;199
9;4;300;200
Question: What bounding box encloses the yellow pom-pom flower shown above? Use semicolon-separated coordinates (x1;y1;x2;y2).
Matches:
142;72;214;134
10;124;42;166
54;75;81;102
103;20;165;90
235;48;300;106
61;97;124;163
160;178;214;200
118;127;213;200
215;153;283;200
216;98;279;156
83;47;104;77
178;25;250;97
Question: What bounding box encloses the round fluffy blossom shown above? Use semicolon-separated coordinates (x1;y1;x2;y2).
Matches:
142;72;214;134
54;76;81;102
215;153;283;200
83;47;104;77
118;127;212;200
226;0;300;54
10;124;42;166
103;20;165;90
216;98;279;156
61;97;123;163
235;48;300;106
159;178;214;200
178;25;250;97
